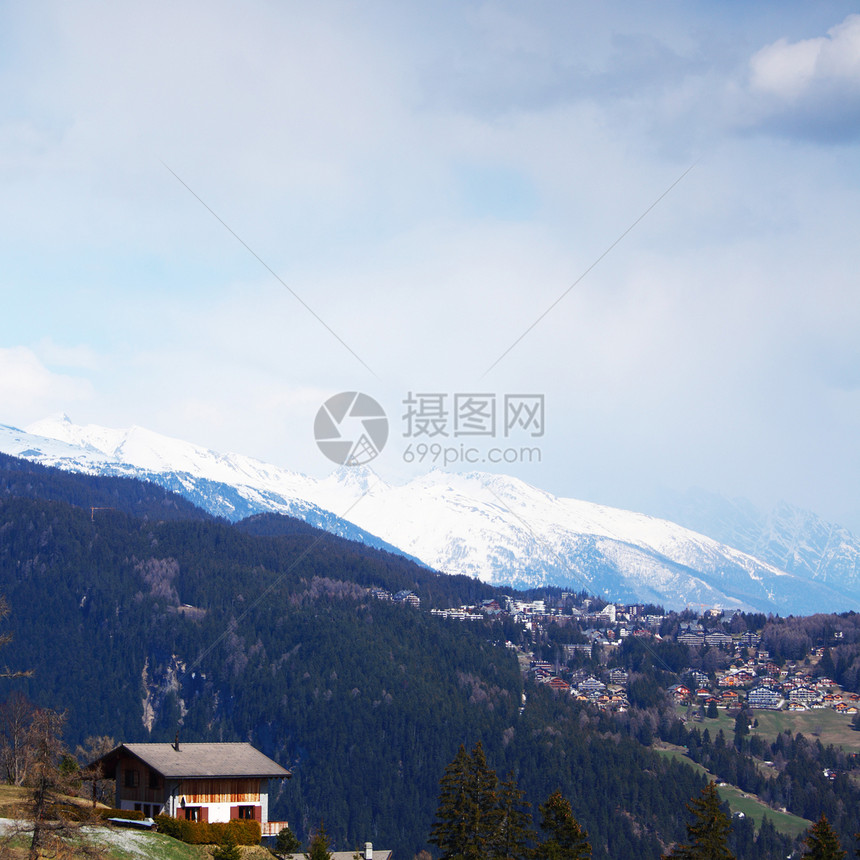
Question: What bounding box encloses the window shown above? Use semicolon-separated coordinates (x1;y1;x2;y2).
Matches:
237;806;256;820
124;770;139;788
148;770;160;789
186;807;200;822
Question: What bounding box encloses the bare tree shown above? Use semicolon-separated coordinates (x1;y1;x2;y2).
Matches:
0;708;107;859
0;691;37;785
76;735;117;807
26;708;106;859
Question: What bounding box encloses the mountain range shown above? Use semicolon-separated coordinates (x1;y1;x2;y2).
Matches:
1;413;858;615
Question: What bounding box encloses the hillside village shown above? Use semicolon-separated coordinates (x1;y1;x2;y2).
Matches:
2;450;860;860
431;594;860;717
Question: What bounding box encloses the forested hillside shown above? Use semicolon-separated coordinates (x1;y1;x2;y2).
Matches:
0;450;210;521
0;455;765;858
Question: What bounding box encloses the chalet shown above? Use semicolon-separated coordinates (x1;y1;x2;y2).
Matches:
789;686;819;706
578;676;606;694
330;847;393;860
531;661;554;673
704;632;733;649
609;669;629;686
393;590;420;608
287;843;393;860
764;662;782;676
689;671;710;688
747;686;782;710
89;741;290;835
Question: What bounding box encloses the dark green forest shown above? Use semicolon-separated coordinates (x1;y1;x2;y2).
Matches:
0;453;855;860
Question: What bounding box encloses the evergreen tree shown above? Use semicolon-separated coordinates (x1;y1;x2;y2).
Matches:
663;782;734;860
213;830;242;860
430;742;499;860
276;825;303;857
535;790;590;860
492;773;535;860
306;822;333;860
801;815;845;860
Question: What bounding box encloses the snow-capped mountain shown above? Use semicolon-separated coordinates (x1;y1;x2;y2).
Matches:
650;487;860;597
2;414;858;615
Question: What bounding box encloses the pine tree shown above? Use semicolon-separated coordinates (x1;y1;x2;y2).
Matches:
493;773;535;860
801;815;845;860
429;742;500;860
213;830;242;860
662;782;734;860
535;790;590;860
306;821;333;860
276;825;303;857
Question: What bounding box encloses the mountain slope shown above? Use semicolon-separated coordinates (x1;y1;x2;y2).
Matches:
0;456;707;860
651;488;860;597
2;415;858;614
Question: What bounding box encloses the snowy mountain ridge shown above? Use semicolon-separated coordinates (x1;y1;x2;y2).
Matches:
2;414;858;615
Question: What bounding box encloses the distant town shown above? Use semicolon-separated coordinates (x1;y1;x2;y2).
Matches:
415;592;860;717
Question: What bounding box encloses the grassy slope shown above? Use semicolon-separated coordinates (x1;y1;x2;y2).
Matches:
0;786;265;860
677;705;860;753
0;826;272;860
652;745;813;839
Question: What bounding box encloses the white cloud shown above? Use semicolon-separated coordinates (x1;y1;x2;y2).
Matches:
750;14;860;99
1;2;860;531
744;14;860;141
0;347;93;425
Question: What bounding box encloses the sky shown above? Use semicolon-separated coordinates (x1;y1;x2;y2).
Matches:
2;1;860;531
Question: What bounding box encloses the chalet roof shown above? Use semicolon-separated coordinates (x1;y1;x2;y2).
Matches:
90;743;291;780
288;854;393;860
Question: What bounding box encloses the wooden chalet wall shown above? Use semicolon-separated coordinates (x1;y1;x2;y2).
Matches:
177;777;262;805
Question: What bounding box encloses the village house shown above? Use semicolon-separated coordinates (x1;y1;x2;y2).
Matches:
89;741;291;836
704;632;733;649
747;686;782;710
789;686;820;706
670;684;692;703
578;676;606;694
689;671;710;688
609;669;629;686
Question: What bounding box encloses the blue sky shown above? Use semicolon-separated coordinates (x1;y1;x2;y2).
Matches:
2;1;860;530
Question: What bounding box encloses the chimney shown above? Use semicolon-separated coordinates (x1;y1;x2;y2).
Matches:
173;732;180;752
365;843;373;860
